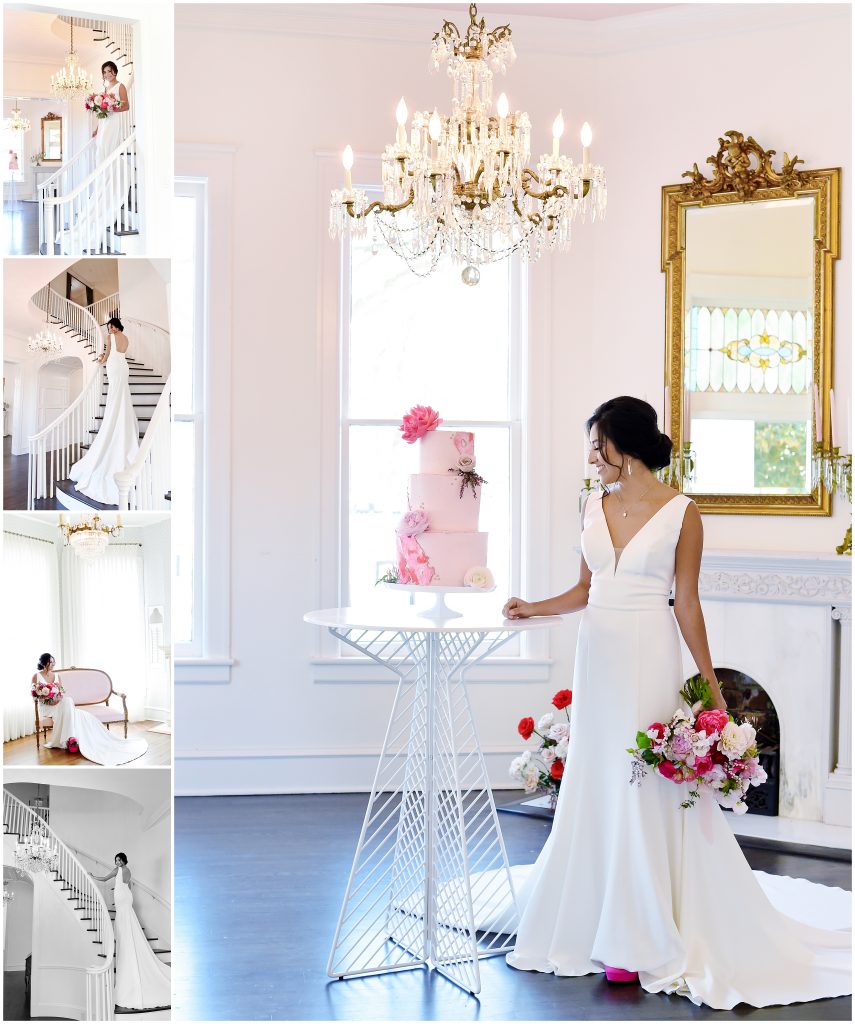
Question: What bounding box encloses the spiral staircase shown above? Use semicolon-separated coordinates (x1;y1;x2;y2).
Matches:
39;19;139;256
3;791;171;1020
27;284;171;511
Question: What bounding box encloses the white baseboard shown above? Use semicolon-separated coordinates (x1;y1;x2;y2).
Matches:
175;748;523;796
4;959;27;971
144;705;170;723
824;770;852;827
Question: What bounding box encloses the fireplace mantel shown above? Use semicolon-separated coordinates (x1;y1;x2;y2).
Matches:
699;550;851;606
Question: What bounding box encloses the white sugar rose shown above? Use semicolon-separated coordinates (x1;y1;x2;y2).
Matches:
463;566;494;589
538;712;555;731
719;721;755;760
456;454;476;472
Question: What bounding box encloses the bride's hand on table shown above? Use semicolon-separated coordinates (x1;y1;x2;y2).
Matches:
503;597;535;620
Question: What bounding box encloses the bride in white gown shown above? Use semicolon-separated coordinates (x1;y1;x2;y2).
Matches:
69;318;139;507
91;854;170;1012
501;397;850;1010
35;654;147;766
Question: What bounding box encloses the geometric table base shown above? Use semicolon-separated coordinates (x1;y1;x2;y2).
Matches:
326;626;520;995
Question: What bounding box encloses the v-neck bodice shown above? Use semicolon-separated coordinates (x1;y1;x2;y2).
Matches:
582;491;691;610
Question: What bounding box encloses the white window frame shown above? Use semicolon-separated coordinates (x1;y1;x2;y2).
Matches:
313;151;553;683
174;145;235;684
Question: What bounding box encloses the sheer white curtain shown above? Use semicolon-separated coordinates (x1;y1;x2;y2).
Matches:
61;544;148;720
3;532;62;742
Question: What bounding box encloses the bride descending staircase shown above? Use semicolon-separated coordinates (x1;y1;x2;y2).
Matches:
3;790;114;1021
27;286;171;511
39;18;139;256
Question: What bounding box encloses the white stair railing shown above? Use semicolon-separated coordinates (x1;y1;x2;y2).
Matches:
3;790;114;1022
124;318;171;378
115;376;171;511
86;291;121;328
32;283;105;362
41;131;138;256
38;137;98;242
27;367;105;508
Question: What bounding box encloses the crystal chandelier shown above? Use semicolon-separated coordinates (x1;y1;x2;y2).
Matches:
330;3;606;282
51;21;93;101
27;329;63;355
14;823;58;875
59;513;122;558
3;885;14;904
6;99;30;134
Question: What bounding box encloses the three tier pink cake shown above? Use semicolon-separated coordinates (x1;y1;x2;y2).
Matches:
395;406;491;588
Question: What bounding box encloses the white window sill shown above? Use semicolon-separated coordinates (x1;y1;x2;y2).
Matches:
175;657;234;684
310;656;553;684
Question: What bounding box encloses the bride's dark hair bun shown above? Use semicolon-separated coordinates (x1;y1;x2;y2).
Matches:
108;316;124;332
37;653;53;670
586;396;673;471
102;61;119;76
115;852;128;865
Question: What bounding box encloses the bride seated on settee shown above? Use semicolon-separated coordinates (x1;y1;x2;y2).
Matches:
31;653;147;765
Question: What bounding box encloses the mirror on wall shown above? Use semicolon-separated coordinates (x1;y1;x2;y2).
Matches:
662;132;840;515
41;114;62;162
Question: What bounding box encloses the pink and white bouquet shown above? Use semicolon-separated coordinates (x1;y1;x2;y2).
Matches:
85;92;122;119
628;675;767;812
31;678;64;707
510;689;573;799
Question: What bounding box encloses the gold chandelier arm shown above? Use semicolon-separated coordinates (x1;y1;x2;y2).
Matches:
345;187;415;219
521;167;590;202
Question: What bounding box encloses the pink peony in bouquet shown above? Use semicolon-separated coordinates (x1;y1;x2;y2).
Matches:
510;689;573;800
85;92;122;119
31;677;64;707
627;674;767;812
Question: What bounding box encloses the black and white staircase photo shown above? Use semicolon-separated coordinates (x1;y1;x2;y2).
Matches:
4;771;171;1021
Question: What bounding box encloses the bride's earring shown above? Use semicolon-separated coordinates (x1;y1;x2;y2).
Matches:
627;458;633;477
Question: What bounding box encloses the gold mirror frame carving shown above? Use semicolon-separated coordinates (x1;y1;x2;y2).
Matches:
41;113;62;163
662;131;840;515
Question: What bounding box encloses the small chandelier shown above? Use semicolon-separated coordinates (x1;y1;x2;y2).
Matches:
59;513;122;558
6;99;30;134
3;885;15;904
330;3;606;282
51;21;93;101
27;329;63;355
14;823;58;875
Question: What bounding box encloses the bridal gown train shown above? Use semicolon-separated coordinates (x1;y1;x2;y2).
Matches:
113;868;171;1010
69;345;139;506
41;673;147;766
502;492;851;1010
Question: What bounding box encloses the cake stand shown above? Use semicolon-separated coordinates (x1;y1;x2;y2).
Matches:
381;582;496;620
304;604;563;996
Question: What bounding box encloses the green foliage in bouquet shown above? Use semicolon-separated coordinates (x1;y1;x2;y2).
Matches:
679;673;716;713
375;567;399;585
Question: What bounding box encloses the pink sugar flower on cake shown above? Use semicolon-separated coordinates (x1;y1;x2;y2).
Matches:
400;405;442;444
396;509;430;537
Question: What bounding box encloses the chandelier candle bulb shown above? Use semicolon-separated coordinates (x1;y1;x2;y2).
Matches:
830;389;838;449
813;382;822;438
552;110;564;160
497;92;509;138
396;97;408;149
342;145;354;193
581;121;592;169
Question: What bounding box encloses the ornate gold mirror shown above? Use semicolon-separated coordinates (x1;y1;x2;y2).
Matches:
41;113;62;162
662;132;840;514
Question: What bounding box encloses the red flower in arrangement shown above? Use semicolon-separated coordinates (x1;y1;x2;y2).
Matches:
693;754;714;776
552;689;573;710
656;760;684;784
648;722;667;741
695;708;729;738
550;761;564;781
518;717;535;741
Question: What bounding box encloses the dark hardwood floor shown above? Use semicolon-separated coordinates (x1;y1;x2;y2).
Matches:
3;970;68;1021
3;199;41;256
173;791;851;1022
3;438;59;510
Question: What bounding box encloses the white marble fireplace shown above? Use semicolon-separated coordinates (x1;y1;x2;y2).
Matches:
687;551;851;827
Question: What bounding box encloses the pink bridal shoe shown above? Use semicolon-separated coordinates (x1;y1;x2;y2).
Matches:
603;966;639;983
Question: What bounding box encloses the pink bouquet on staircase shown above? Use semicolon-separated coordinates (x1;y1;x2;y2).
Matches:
627;674;767;812
31;677;64;707
85;92;122;118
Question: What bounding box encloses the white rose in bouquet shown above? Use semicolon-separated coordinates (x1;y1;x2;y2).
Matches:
548;722;569;742
538;712;555;731
554;736;569;760
541;746;556;765
520;749;532;766
523;765;539;793
509;756;524;781
719;721;755;759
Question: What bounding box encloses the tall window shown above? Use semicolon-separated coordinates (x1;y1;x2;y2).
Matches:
3;128;25;184
343;237;522;609
172;181;206;655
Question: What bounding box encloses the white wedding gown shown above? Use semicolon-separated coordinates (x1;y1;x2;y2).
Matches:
113;868;171;1011
40;672;147;766
58;80;129;250
502;492;851;1009
69;344;139;506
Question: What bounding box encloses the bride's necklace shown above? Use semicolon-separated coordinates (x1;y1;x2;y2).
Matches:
612;481;655;518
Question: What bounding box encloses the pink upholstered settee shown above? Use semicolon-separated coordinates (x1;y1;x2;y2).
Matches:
32;668;129;750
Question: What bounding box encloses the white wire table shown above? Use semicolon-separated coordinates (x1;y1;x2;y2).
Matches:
304;601;562;995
